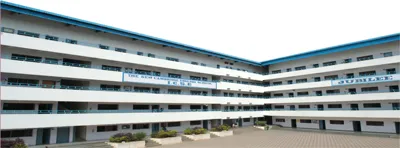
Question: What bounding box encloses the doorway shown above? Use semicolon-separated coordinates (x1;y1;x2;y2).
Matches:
350;104;359;110
291;119;297;128
38;104;53;114
56;127;70;144
36;128;51;145
395;122;400;134
152;123;160;133
238;118;243;127
203;120;208;129
265;116;273;125
317;104;324;111
353;121;361;132
73;126;86;142
319;120;326;130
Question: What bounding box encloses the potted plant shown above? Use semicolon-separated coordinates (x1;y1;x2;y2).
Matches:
210;124;233;137
106;132;146;148
183;127;210;141
150;130;182;145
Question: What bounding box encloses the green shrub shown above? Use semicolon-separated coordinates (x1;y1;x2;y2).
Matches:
184;128;193;135
193;128;207;134
211;124;231;132
13;143;28;148
151;130;178;138
134;132;146;141
109;132;146;143
255;121;266;126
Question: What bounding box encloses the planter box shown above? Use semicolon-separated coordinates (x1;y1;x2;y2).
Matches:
183;133;211;141
254;126;265;130
150;136;182;145
106;141;145;148
210;130;233;137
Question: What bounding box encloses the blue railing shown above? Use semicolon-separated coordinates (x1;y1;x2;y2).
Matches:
268;89;399;99
270;107;400;111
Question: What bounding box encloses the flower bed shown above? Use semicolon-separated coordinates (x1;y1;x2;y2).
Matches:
210;124;233;137
183;127;210;141
150;130;182;145
106;132;146;148
1;138;28;148
254;121;271;130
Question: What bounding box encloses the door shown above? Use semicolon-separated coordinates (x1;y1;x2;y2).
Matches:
289;105;295;110
152;123;160;133
319;120;326;130
38;104;53;114
317;104;324;111
238;118;243;127
353;121;361;132
56;127;70;144
265;116;273;125
392;103;400;110
395;122;400;134
291;119;297;128
36;128;51;145
203;120;208;129
42;80;56;88
350;104;359;110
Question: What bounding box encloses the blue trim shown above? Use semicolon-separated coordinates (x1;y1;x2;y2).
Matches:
1;1;399;67
261;33;400;65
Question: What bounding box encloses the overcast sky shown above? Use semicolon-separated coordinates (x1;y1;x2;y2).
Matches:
5;0;400;62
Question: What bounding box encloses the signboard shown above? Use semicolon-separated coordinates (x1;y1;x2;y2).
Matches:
122;73;217;89
331;74;400;86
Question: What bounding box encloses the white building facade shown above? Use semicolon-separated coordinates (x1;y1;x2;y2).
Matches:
0;1;399;146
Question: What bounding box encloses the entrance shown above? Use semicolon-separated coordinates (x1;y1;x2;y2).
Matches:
319;120;326;130
395;122;400;134
36;128;51;145
317;104;324;111
152;123;160;133
352;121;361;132
350;104;359;110
238;118;243;127
38;104;53;114
291;119;297;128
265;116;273;125
203;120;208;129
56;127;70;144
73;126;86;142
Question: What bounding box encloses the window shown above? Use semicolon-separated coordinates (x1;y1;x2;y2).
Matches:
272;81;282;85
275;119;285;122
190;121;201;125
168;73;181;78
361;87;379;92
324;75;338;80
166;57;179;62
329;120;344;125
273;93;283;97
190;105;202;110
272;70;281;74
148;53;156;58
201;63;206;66
296;78;307;83
133;87;151;92
344;58;352;63
314;77;321;82
299;119;312;123
295;66;306;71
386;68;396;74
1;27;15;33
323;61;337;66
137;52;143;56
124;68;133;73
153;71;161;76
366;121;384;126
274;105;284;109
297;92;309;96
102;65;121;72
8;78;39;86
1;129;33;138
132;124;149;129
11;54;42;62
100;84;121;91
135;69;152;75
64;39;77;44
383;52;393;57
97;125;118;132
152;88;161;94
99;44;109;50
190;76;201;80
298;105;310;108
3;103;35;110
202;77;208;81
17;30;39;38
133;105;150;110
287;80;293;84
328;104;342;108
168;105;181;110
359;71;376;76
363;103;381;108
357;55;373;61
326;89;340;94
191;62;198;65
98;104;118;110
286;68;292;72
44;58;58;64
167;122;181;127
45;35;58;41
122;125;131;129
346;73;354;78
168;89;181;94
190;91;202;95
312;64;319;68
115;48;127;53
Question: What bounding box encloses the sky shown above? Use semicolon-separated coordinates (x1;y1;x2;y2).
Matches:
4;0;400;62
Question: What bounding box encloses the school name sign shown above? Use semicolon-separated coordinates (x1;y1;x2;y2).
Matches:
122;73;217;89
331;74;400;86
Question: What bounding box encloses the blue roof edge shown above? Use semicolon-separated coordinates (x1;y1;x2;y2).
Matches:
260;33;400;65
1;1;399;67
0;1;261;66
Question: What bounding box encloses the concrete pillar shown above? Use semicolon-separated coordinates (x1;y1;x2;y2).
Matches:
69;126;74;142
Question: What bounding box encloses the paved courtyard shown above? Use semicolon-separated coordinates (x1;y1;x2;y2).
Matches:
159;129;400;148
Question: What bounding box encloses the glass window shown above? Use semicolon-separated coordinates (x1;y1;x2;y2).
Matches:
346;73;354;78
344;58;352;63
133;105;150;110
296;78;307;83
115;48;127;53
190;76;201;80
366;121;384;126
44;58;58;64
190;121;201;125
191;62;198;65
133;87;151;92
135;69;152;75
243;118;251;122
323;61;337;66
297;92;309;96
11;54;42;62
167;122;181;127
1;27;15;33
99;44;109;50
295;66;306;71
363;103;381;108
359;71;376;76
272;70;281;74
102;65;121;72
361;87;379;92
201;63;206;66
153;71;161;76
168;73;181;78
299;119;312;123
298;105;310;108
168;105;181;110
3;103;35;110
66;39;77;44
132;124;149;129
275;119;285;122
328;104;342;108
202;77;208;81
357;55;373;61
383;52;393;57
312;64;319;68
148;53;156;58
272;81;282;85
386;68;396;74
17;30;39;38
314;77;321;82
326;89;340;94
97;125;118;132
7;78;39;86
1;129;33;138
190;105;202;110
273;94;284;97
166;57;179;62
98;104;118;110
122;125;131;129
286;68;292;72
45;35;58;41
329;120;344;125
287;80;293;84
124;68;133;73
137;52;143;56
168;89;181;94
324;75;338;80
100;84;121;91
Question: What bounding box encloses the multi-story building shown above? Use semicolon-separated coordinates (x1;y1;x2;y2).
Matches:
0;1;399;146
